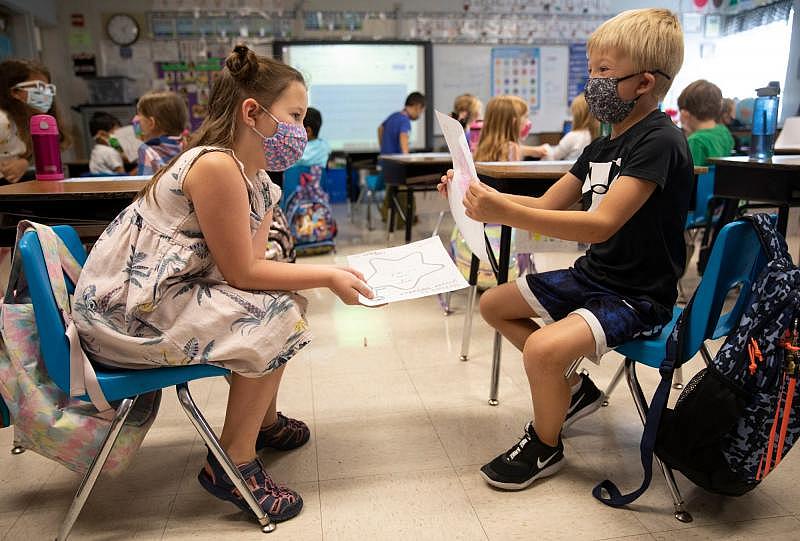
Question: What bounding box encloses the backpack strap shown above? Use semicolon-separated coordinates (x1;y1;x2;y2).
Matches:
742;213;791;265
592;291;695;506
14;221;113;417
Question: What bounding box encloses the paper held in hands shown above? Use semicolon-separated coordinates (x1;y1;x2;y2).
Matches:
347;237;469;306
434;110;489;263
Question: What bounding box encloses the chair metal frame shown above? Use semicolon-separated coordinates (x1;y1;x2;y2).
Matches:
587;219;767;523
16;226;277;540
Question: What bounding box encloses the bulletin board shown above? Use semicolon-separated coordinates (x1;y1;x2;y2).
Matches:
491;47;541;110
154;58;224;131
433;44;570;134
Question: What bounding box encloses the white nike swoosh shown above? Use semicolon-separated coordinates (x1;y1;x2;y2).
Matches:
537;451;559;470
567;393;584;415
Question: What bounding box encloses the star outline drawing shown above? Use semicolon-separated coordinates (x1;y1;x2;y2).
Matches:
363;251;446;294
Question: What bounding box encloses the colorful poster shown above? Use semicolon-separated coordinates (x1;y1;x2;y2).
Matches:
491;47;540;110
568;42;588;104
155;59;222;131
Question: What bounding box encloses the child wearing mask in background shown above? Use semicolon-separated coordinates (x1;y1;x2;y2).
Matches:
0;58;70;183
135;90;189;176
88;112;126;175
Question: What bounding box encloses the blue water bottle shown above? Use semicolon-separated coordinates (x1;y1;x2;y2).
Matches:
750;82;780;161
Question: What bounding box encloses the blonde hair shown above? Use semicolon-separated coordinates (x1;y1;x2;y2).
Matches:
451;94;482;126
137;91;189;136
588;8;684;100
571;93;600;139
474;96;527;162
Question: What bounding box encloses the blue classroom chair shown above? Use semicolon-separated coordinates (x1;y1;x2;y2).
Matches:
605;218;767;523
685;166;717;231
18;225;276;540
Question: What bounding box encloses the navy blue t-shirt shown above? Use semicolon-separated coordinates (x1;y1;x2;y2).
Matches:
380;111;412;154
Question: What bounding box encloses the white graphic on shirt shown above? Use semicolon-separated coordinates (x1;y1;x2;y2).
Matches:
582;158;621;212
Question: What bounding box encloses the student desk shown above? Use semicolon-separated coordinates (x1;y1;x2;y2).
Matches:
0;177;147;247
380;153;453;242
470;160;573;405
707;156;800;238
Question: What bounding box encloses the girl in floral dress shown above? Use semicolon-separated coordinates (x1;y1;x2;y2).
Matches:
72;45;373;522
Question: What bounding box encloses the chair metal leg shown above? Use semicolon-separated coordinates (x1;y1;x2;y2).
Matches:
437;291;453;315
624;360;693;523
700;343;714;366
489;331;502;406
460;285;477;360
602;362;626;407
57;397;137;541
366;190;374;231
432;210;447;237
177;383;275;534
672;366;684;390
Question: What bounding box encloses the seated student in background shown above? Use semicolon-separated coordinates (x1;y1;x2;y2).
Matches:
88;112;125;175
678;79;734;166
450;93;483;150
524;93;600;161
378;91;426;155
295;107;330;168
440;8;690;491
474;95;528;162
135;90;188;176
378;92;426;224
720;97;744;154
0;58;71;183
720;97;743;129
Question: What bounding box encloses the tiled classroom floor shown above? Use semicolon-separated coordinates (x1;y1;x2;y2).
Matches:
2;194;800;540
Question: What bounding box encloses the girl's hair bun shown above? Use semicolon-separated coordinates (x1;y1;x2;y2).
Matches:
226;44;258;81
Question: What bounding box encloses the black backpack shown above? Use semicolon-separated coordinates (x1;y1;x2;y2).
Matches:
595;214;800;506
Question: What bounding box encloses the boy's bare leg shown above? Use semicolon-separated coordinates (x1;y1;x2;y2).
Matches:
522;314;597;446
480;282;582;387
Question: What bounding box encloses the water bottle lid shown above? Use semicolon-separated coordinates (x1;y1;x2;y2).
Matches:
756;84;780;97
29;114;59;135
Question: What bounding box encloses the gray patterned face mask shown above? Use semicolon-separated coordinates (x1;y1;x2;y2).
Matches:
584;70;671;125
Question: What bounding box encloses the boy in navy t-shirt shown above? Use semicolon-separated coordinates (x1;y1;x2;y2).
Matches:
378;92;426;224
378;92;425;154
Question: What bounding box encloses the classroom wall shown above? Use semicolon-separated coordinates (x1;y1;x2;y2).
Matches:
784;0;800;122
28;0;798;159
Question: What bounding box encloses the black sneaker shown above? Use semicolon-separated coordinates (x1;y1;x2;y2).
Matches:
480;422;564;490
563;372;604;430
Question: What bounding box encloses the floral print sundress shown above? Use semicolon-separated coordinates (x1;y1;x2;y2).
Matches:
72;146;311;376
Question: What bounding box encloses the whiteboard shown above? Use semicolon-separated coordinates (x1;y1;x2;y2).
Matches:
433;44;571;134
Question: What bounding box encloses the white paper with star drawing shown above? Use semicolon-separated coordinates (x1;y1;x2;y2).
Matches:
435;109;489;263
347;237;470;306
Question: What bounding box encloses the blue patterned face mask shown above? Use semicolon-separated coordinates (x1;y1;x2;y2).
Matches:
584;70;671;124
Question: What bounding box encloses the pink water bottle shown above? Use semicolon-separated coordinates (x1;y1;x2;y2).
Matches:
30;114;64;180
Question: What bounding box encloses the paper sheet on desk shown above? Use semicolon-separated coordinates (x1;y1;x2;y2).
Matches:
434;110;489;263
347;237;469;306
